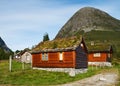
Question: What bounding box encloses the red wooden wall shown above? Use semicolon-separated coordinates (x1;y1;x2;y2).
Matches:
32;51;76;68
88;53;108;62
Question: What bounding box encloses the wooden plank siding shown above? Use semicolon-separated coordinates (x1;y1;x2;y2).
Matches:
31;37;88;69
88;53;110;62
32;45;88;68
32;51;75;68
75;46;88;69
32;53;41;67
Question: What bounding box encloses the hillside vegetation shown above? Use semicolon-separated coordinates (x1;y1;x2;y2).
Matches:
54;7;120;64
0;37;13;60
55;7;120;39
84;31;120;64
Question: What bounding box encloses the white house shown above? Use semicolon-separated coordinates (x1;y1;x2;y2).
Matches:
21;51;32;63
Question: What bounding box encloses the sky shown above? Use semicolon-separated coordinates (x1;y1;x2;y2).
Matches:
0;0;120;51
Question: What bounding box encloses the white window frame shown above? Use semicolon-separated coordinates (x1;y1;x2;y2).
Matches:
93;53;101;57
42;53;48;61
59;52;63;61
108;53;111;58
26;55;30;61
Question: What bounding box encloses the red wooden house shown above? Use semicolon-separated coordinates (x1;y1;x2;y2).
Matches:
31;37;88;75
87;42;113;66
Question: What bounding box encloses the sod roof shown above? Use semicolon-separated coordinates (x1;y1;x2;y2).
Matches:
87;42;112;53
32;36;82;53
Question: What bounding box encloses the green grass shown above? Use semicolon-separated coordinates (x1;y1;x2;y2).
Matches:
0;60;119;85
83;30;120;41
82;30;120;65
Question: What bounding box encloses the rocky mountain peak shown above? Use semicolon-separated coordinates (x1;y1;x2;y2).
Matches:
55;7;120;39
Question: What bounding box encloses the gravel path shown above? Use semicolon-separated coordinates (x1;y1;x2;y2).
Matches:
59;73;119;86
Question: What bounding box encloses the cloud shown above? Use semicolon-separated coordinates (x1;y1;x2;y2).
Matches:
0;4;82;51
0;0;120;51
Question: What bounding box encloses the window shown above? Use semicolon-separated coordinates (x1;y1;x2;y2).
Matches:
81;43;83;47
26;56;30;61
42;53;48;61
59;52;63;61
15;56;18;58
93;53;101;57
26;53;30;61
108;53;111;58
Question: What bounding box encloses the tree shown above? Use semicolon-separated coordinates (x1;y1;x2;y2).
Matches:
43;33;50;42
0;48;13;60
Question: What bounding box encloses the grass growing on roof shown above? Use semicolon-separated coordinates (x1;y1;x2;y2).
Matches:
33;36;81;51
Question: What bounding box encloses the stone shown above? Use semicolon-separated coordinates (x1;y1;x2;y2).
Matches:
69;69;75;77
33;67;87;76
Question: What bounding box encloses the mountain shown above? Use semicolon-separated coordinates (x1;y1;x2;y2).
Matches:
0;37;11;53
54;7;120;64
55;7;120;39
0;37;13;60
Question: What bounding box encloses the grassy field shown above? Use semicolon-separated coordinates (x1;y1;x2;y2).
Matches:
0;60;119;86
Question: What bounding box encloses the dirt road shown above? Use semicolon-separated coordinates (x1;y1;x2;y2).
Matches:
60;72;119;86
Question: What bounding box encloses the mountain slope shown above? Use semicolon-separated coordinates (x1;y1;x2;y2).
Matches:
55;7;120;39
0;37;13;60
0;37;12;53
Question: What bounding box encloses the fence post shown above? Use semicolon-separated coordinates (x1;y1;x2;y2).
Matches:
9;55;12;72
31;58;32;68
22;62;25;70
96;64;97;70
92;63;93;70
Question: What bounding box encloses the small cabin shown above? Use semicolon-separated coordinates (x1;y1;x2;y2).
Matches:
21;51;32;63
87;43;113;66
31;37;88;75
14;49;32;63
14;51;23;62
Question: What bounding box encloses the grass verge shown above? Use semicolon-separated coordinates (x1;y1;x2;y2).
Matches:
0;60;119;85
